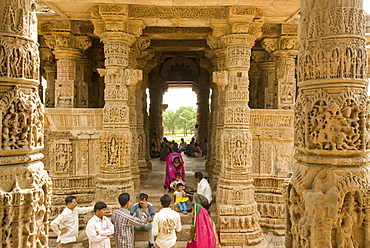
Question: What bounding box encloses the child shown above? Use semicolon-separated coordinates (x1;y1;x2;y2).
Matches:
86;202;114;248
170;173;186;191
173;183;189;214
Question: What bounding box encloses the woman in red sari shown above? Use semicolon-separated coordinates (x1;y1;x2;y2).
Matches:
164;153;185;190
187;204;220;248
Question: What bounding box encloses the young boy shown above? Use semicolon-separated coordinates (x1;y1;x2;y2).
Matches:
86;202;114;248
130;193;156;248
152;194;182;248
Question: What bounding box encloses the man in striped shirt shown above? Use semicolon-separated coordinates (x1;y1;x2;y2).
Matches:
112;193;149;248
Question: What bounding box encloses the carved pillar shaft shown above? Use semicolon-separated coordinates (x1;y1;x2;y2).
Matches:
210;7;266;246
196;82;210;149
91;4;144;202
0;0;52;246
206;84;218;178
127;83;140;188
286;1;369;247
149;83;163;141
76;59;94;108
259;62;275;109
54;51;81;108
273;49;298;110
248;62;259;109
43;65;56;107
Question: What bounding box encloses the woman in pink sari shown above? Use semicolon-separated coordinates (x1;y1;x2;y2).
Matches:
187;204;220;248
164;153;185;190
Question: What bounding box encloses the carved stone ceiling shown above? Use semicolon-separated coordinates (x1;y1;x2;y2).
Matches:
37;1;300;59
38;0;300;24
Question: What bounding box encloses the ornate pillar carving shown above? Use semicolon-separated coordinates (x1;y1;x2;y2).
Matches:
250;51;266;109
260;38;278;109
127;70;143;188
39;36;56;107
75;58;94;108
259;61;275;109
209;6;266;247
91;4;144;202
286;1;370;247
194;80;210;149
272;33;298;110
42;21;92;108
0;0;52;246
149;79;166;142
136;38;156;179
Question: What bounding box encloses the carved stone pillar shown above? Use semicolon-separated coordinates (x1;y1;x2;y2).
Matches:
272;35;298;110
206;83;217;173
259;61;275;109
195;82;210;149
209;6;266;247
39;36;56;107
248;61;259;109
42;22;92;108
91;4;144;202
286;1;370;247
76;58;94;108
149;81;164;141
0;0;52;246
136;39;155;178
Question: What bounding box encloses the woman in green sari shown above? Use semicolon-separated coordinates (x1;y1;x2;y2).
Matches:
187;204;220;248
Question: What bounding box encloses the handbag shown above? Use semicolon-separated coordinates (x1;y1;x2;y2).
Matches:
186;241;197;248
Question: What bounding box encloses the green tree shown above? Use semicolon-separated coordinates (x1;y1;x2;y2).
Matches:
163;110;177;135
176;106;196;135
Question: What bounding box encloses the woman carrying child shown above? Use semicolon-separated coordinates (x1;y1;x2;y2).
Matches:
173;183;189;214
164;153;185;191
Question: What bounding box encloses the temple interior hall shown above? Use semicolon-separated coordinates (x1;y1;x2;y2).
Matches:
0;0;370;247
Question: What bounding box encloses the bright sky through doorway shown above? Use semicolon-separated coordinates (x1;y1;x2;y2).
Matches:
163;88;197;111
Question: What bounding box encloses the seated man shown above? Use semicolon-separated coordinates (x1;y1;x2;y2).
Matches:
192;171;212;209
130;193;155;248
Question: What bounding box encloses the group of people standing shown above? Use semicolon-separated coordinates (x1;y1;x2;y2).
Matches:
50;166;217;248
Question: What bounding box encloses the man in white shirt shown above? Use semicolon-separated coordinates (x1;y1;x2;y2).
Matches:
86;201;114;248
192;171;212;209
50;196;94;248
152;194;182;248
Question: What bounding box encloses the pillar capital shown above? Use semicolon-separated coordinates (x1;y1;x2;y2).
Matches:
91;4;145;37
43;31;91;54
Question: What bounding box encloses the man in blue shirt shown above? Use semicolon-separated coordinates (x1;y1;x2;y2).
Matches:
130;193;156;248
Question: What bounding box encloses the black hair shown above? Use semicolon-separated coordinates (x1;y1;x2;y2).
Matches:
194;171;203;180
175;173;181;177
65;196;76;205
160;194;172;207
118;193;130;207
176;183;184;188
94;202;107;212
173;157;180;163
139;193;148;201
